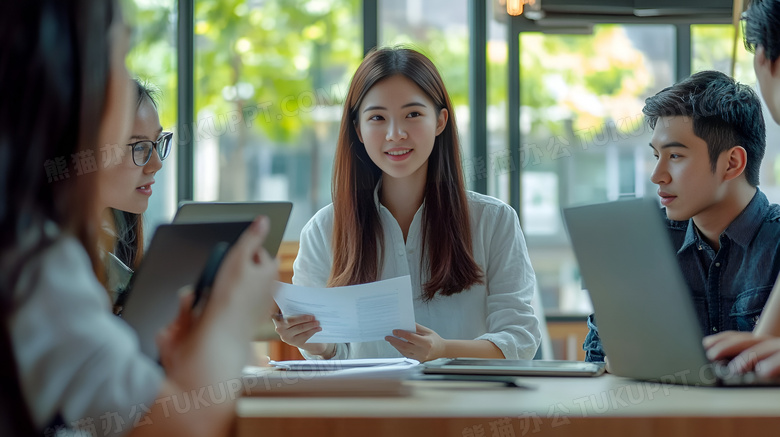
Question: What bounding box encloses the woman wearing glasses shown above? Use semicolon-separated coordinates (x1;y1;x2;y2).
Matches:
1;1;278;434
97;79;172;314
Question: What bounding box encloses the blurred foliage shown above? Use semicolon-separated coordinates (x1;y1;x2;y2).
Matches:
521;25;653;136
124;3;765;179
193;0;361;144
123;2;657;147
692;24;755;85
124;0;361;146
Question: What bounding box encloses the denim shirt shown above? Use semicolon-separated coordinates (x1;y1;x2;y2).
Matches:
584;189;780;362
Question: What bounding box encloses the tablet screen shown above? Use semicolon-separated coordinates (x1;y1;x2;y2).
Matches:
423;358;605;377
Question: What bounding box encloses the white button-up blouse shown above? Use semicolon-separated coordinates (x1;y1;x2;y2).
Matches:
293;189;541;360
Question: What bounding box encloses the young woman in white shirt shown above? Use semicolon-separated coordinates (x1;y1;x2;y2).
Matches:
274;47;541;362
0;1;277;435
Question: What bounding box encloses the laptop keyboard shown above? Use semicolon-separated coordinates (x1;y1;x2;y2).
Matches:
713;362;780;386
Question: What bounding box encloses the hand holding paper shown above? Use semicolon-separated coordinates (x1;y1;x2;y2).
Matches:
385;323;446;362
272;313;325;352
273;276;416;344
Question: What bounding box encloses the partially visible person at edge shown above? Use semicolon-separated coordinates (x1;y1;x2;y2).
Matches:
704;0;780;380
0;1;278;435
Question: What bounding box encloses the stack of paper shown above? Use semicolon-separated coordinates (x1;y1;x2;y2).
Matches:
242;359;421;397
269;357;419;371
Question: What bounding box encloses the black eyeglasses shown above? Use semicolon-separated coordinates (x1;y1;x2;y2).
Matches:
127;132;173;166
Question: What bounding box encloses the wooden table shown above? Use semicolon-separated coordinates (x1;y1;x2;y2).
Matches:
234;374;780;437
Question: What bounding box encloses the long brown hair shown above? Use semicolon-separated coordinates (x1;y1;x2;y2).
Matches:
0;0;117;433
329;47;483;301
111;209;145;270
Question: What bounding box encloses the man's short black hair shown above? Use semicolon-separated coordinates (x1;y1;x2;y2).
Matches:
642;70;766;187
744;0;780;63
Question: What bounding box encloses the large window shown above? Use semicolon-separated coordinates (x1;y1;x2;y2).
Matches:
192;0;362;240
518;25;676;313
127;1;768;320
486;1;510;203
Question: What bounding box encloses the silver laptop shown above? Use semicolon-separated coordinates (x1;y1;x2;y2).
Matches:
563;198;775;386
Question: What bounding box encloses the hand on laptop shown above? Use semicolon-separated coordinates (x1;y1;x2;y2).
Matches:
385;323;445;363
704;331;780;378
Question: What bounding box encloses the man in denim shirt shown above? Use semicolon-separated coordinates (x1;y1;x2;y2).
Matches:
584;70;780;363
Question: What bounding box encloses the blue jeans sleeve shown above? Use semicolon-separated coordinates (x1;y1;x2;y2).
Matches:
583;313;606;362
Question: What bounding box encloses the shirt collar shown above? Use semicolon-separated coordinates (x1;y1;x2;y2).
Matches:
723;188;769;247
677;219;698;254
678;188;768;254
371;175;426;226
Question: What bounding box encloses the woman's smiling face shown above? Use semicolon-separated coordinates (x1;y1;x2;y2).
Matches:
355;74;448;182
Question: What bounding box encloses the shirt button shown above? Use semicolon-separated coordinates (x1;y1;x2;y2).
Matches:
397;249;404;257
712;327;718;333
715;262;721;267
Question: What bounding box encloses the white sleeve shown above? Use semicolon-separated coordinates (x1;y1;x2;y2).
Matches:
291;206;334;289
474;203;541;359
291;206;351;360
11;238;163;435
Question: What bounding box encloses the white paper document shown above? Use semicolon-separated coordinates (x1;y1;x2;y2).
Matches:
274;275;416;343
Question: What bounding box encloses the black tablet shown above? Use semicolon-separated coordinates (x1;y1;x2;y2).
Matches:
121;219;290;360
423;358;605;377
